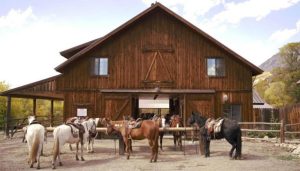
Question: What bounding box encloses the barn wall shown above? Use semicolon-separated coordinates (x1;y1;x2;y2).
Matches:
57;8;253;121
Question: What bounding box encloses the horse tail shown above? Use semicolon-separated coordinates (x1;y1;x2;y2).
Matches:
30;129;41;163
53;128;60;161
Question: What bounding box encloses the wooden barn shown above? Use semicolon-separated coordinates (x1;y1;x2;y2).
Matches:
1;3;263;129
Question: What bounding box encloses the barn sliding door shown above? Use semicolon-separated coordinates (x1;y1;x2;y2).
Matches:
103;94;132;120
186;94;215;121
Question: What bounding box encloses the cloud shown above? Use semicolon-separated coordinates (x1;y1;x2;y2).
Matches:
196;0;300;35
142;0;224;23
269;19;300;42
0;7;36;28
211;0;300;25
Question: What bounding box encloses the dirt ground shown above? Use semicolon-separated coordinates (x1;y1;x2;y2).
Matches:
0;132;300;171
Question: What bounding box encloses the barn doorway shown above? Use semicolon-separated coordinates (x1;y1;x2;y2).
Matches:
132;94;180;120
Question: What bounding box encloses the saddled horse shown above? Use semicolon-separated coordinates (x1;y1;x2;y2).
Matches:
106;118;160;162
52;118;94;169
170;115;183;150
65;117;99;153
25;115;45;169
85;118;100;153
188;112;242;159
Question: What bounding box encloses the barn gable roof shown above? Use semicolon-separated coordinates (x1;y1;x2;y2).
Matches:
55;2;263;75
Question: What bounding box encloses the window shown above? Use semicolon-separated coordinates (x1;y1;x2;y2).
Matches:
207;58;225;76
223;104;241;121
94;58;108;76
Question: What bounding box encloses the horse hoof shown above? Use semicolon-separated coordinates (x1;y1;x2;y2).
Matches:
59;162;63;166
81;157;85;161
37;166;40;170
30;165;33;168
52;166;56;170
76;156;79;161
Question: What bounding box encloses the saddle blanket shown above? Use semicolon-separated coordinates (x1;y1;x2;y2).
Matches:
213;119;224;133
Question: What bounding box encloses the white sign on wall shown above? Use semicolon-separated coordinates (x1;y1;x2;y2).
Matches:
77;108;87;117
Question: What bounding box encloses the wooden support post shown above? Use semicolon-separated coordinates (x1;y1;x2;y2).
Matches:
183;94;186;127
279;108;286;143
50;100;54;127
5;96;11;138
33;98;36;116
280;119;285;143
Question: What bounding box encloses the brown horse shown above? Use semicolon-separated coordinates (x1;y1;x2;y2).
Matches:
107;119;160;162
170;115;183;150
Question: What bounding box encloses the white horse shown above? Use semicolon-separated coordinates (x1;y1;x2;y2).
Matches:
85;118;100;153
52;119;92;169
25;116;45;169
68;117;100;153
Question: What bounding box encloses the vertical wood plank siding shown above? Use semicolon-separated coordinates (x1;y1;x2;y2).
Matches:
57;9;253;120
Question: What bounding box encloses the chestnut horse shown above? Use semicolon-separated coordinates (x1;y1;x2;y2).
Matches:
107;119;160;162
170;115;183;150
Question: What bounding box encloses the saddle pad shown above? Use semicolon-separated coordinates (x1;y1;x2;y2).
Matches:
213;119;224;133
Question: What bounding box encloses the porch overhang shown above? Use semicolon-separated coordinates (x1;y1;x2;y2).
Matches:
100;88;216;94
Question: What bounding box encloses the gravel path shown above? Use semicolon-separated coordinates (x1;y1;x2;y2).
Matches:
0;132;299;171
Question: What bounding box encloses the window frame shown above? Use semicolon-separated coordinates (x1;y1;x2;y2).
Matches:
206;57;226;77
92;57;109;77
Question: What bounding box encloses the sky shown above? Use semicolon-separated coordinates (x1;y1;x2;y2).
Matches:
0;0;300;88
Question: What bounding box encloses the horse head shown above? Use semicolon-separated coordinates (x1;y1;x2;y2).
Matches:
28;115;36;125
85;118;98;138
100;118;115;135
188;112;207;128
170;115;182;127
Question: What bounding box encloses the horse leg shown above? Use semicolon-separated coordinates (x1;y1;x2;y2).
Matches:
80;141;85;161
154;137;159;162
87;138;90;152
205;140;210;157
159;132;163;151
179;135;182;151
69;144;73;151
91;138;95;153
76;143;79;161
36;145;42;169
226;139;236;159
148;139;155;163
235;130;242;159
123;137;130;160
173;133;177;150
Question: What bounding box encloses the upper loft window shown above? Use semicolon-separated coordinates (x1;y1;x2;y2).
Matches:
94;57;108;76
207;57;225;77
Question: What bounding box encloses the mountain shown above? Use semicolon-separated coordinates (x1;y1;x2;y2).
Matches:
259;53;283;72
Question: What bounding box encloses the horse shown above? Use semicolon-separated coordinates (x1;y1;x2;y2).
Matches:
154;114;172;151
188;111;242;159
170;115;183;150
25;115;45;169
85;118;100;153
106;118;160;162
65;117;99;153
52;118;91;169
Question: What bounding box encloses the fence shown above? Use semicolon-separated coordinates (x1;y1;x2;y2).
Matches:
5;115;63;138
280;103;300;133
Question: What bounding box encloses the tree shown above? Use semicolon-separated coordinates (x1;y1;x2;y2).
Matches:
279;42;300;103
0;81;9;129
264;81;293;107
